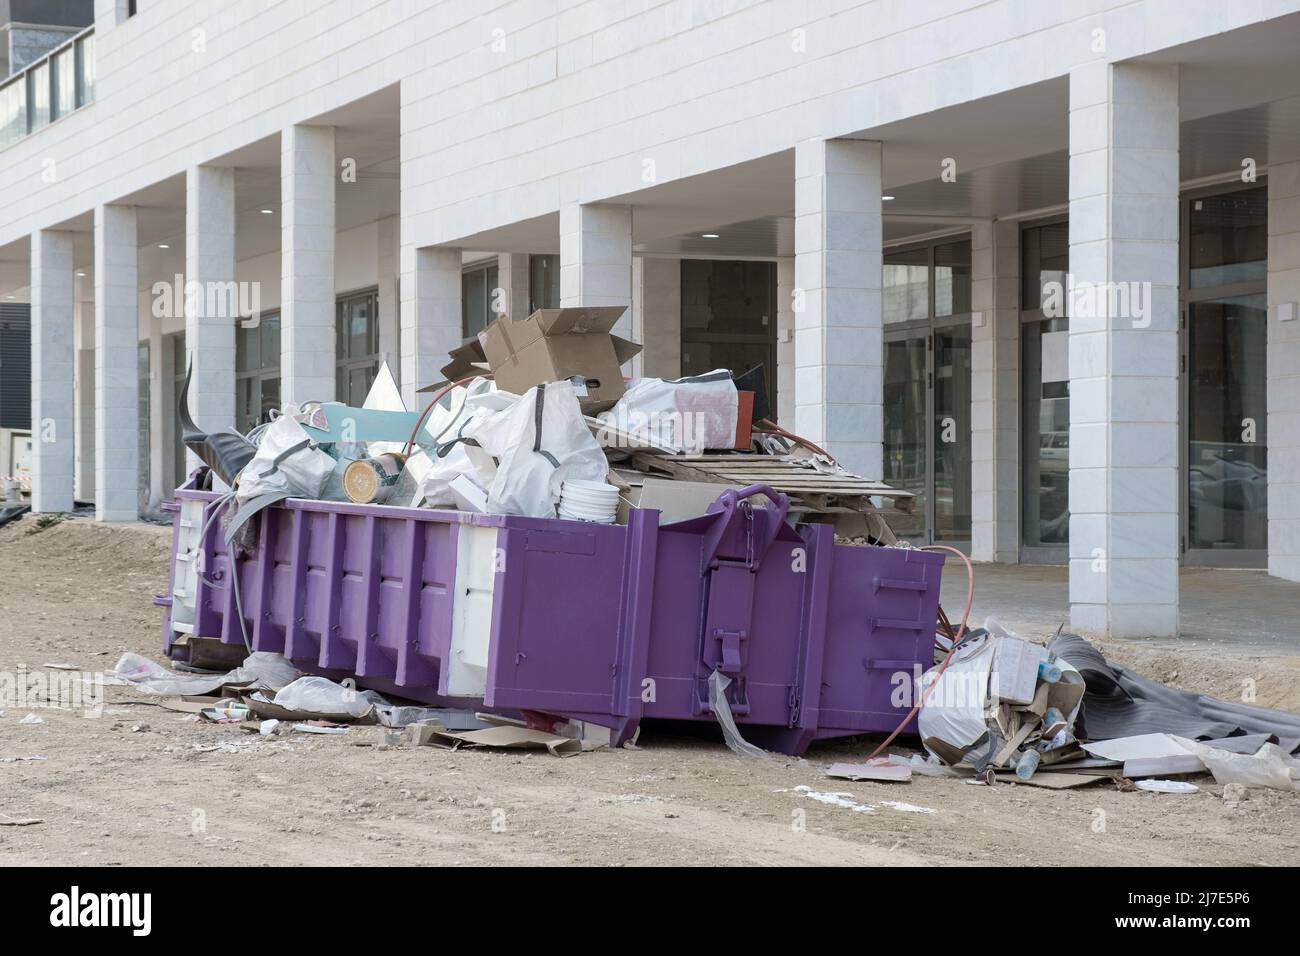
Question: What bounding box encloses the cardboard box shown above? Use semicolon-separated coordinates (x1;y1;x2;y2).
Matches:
477;306;641;413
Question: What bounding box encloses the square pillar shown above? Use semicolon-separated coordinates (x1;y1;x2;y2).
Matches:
560;202;633;343
1068;61;1181;638
632;256;680;380
74;325;94;502
970;219;1020;562
281;124;336;406
776;256;795;428
399;244;461;410
185;165;237;464
793;137;884;479
94;203;140;521
30;229;76;513
147;313;166;509
377;215;400;374
1267;159;1300;582
497;252;532;320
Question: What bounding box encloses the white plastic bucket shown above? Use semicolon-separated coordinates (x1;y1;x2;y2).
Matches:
558;479;619;523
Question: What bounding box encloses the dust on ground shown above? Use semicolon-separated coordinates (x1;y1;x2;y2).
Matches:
1;517;1297;866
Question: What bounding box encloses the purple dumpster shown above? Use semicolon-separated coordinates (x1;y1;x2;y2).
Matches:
160;476;944;755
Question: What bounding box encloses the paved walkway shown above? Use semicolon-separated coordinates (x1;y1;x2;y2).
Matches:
939;564;1300;656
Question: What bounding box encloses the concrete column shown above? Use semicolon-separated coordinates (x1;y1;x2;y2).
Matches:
560;202;633;342
94;203;139;522
30;229;75;513
776;256;795;429
376;214;400;377
398;244;461;410
281;124;336;406
185;165;236;466
74;309;94;502
1068;61;1181;638
147;313;165;509
793;137;884;479
970;220;1021;562
1268;159;1300;582
497;252;532;320
632;256;680;380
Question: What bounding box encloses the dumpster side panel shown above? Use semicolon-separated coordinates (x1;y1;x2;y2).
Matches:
483;518;631;714
818;545;945;732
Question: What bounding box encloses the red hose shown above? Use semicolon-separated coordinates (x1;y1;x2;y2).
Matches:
862;544;975;762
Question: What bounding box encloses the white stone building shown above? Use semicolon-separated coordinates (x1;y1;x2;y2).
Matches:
1;0;1298;639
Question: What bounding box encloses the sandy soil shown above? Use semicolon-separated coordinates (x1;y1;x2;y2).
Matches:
1;516;1298;866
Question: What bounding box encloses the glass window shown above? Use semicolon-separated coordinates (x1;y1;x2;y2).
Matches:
76;33;95;107
884;247;928;324
883;337;928;540
1021;316;1070;548
335;289;379;400
529;254;559;312
1189;188;1267;289
934;240;971;317
1021;222;1070;315
0;77;25;148
933;325;972;539
461;263;499;337
1187;294;1267;552
52;47;75;120
27;62;50;132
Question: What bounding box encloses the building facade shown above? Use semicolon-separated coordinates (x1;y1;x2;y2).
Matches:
0;0;1298;639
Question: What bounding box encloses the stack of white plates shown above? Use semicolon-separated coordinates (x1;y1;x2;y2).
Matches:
557;479;620;523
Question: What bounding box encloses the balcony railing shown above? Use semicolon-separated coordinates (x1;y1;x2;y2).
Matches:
0;27;95;149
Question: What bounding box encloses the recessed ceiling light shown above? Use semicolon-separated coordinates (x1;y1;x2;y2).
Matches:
881;195;895;201
702;233;719;239
5;295;13;299
158;243;170;249
260;208;274;215
76;271;86;277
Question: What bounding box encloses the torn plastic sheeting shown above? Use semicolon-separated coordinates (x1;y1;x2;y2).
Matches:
708;669;778;761
114;651;298;697
1048;632;1300;752
1174;737;1300;792
595;371;738;453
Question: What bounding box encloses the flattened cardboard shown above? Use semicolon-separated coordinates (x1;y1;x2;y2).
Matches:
423;338;489;389
478;306;640;412
425;725;587;756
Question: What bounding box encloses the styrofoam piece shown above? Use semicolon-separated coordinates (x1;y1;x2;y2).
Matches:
447;524;498;697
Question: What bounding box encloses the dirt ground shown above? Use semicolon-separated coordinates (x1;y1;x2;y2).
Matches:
2;516;1298;866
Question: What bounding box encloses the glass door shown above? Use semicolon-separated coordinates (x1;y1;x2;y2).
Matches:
882;238;972;546
1181;185;1268;567
679;259;778;409
1020;220;1071;563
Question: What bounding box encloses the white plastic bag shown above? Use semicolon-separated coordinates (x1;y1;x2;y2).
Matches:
114;651;298;696
237;414;336;502
917;632;995;756
596;371;738;453
471;381;609;517
272;675;378;719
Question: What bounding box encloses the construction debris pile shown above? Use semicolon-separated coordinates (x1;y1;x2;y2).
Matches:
906;618;1300;793
180;304;912;539
150;302;1300;795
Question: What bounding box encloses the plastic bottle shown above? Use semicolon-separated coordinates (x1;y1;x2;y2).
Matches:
1038;659;1062;683
1014;749;1041;781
